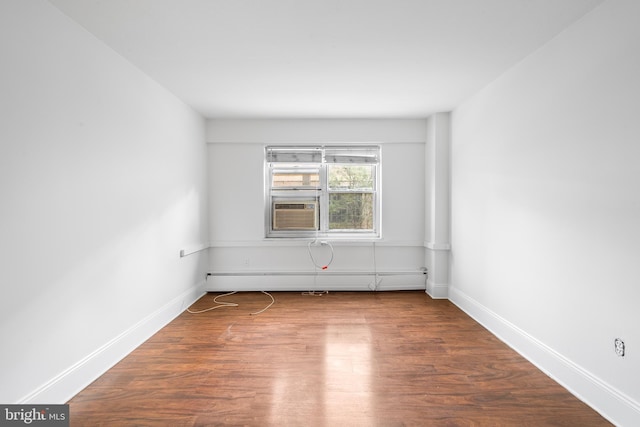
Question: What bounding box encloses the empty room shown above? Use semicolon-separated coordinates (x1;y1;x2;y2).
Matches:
1;0;638;425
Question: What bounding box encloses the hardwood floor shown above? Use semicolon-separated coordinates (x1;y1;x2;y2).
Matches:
68;291;610;426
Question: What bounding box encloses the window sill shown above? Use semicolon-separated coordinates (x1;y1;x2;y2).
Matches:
265;233;381;242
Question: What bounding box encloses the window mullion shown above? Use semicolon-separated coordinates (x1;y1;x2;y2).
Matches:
319;164;329;233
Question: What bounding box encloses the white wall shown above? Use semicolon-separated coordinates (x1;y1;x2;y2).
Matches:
206;119;427;291
0;0;208;403
450;0;640;424
424;113;451;298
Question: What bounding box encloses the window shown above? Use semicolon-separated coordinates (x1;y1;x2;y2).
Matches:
266;145;380;238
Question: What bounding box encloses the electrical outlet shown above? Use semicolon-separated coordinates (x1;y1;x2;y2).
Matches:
614;338;625;357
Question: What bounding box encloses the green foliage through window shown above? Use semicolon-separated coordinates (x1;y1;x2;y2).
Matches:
329;193;373;230
328;165;374;190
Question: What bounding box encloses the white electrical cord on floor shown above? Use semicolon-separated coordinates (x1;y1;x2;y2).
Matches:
301;290;329;296
187;291;275;316
306;239;334;294
250;291;275;315
186;291;239;314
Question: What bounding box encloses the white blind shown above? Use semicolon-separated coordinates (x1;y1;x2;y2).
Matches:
324;146;379;164
267;146;379;164
266;147;322;163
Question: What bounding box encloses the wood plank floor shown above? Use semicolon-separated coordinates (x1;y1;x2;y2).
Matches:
68;291;610;426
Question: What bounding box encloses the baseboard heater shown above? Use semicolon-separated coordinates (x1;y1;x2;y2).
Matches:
205;269;427;292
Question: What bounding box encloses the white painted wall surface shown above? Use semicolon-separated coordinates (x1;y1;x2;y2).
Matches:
424;113;451;298
450;0;640;424
206;119;427;291
0;0;208;403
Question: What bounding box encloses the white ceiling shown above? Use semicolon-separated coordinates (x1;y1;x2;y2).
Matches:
49;0;603;119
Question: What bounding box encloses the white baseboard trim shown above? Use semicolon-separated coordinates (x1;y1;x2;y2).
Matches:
426;279;449;299
20;281;206;405
448;287;640;427
205;273;426;292
205;282;426;292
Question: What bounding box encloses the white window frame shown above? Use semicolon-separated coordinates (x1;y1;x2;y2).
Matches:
265;145;381;239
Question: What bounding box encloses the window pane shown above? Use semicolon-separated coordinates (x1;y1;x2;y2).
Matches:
272;170;320;188
328;165;374;190
329;193;373;230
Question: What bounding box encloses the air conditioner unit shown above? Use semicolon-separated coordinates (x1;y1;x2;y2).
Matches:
273;201;318;230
